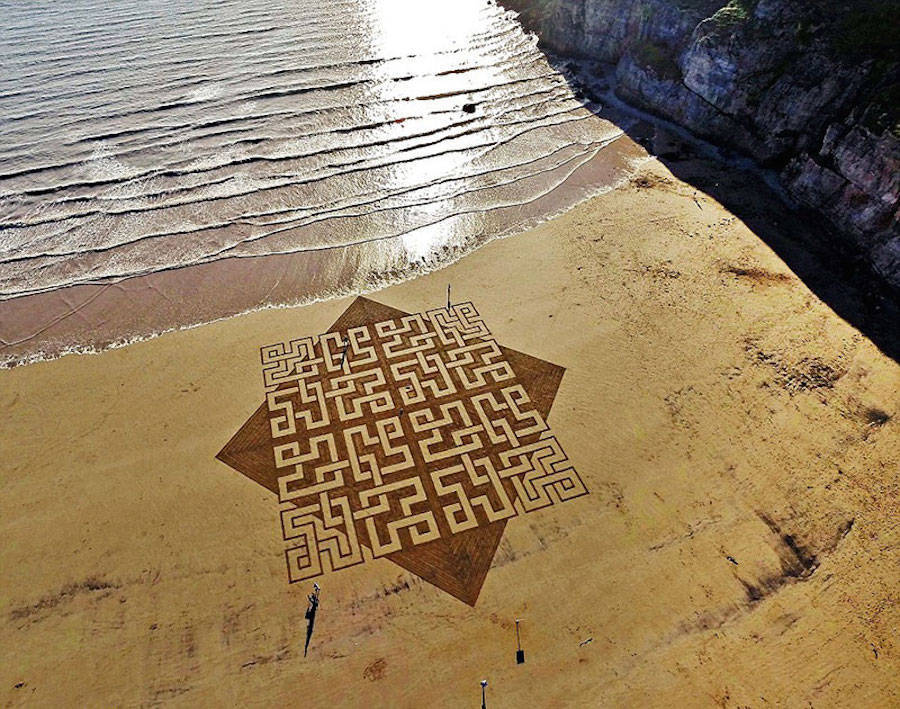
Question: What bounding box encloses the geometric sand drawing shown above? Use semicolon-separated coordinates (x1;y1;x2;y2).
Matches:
217;296;586;605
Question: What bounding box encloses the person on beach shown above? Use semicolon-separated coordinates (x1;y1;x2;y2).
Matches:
304;583;320;657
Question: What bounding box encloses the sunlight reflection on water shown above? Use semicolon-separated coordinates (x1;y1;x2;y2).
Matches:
0;0;632;365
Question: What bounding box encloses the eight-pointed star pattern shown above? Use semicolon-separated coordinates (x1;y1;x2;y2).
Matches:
217;296;586;605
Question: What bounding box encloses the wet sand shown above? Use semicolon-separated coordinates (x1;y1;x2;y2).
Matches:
0;0;629;360
0;138;642;368
2;145;898;706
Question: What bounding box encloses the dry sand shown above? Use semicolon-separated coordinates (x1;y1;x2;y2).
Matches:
1;145;898;707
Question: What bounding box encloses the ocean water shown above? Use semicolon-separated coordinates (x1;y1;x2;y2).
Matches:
0;0;633;365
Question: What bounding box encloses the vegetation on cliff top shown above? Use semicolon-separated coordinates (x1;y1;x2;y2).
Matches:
505;0;898;135
686;0;899;136
708;0;757;29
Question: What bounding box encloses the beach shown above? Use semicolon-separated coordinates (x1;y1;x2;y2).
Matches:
0;0;632;367
2;140;898;707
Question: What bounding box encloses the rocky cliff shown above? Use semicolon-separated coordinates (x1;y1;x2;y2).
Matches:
503;0;900;289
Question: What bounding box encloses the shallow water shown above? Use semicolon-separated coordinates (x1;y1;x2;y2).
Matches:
0;0;632;365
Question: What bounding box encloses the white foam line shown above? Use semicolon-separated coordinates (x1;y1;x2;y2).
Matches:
1;148;649;369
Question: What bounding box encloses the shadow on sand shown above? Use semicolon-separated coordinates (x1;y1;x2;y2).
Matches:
554;59;900;364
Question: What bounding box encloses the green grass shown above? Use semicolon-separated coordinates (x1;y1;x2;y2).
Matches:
708;0;758;30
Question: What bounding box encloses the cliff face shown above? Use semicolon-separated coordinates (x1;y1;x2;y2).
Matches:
504;0;900;289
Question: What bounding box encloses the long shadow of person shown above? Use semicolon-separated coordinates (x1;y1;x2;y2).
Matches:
304;583;320;657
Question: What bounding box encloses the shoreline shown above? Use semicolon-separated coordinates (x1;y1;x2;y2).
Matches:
2;142;897;705
501;0;900;292
0;136;645;369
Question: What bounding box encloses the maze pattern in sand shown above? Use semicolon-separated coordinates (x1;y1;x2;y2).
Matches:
261;303;585;583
